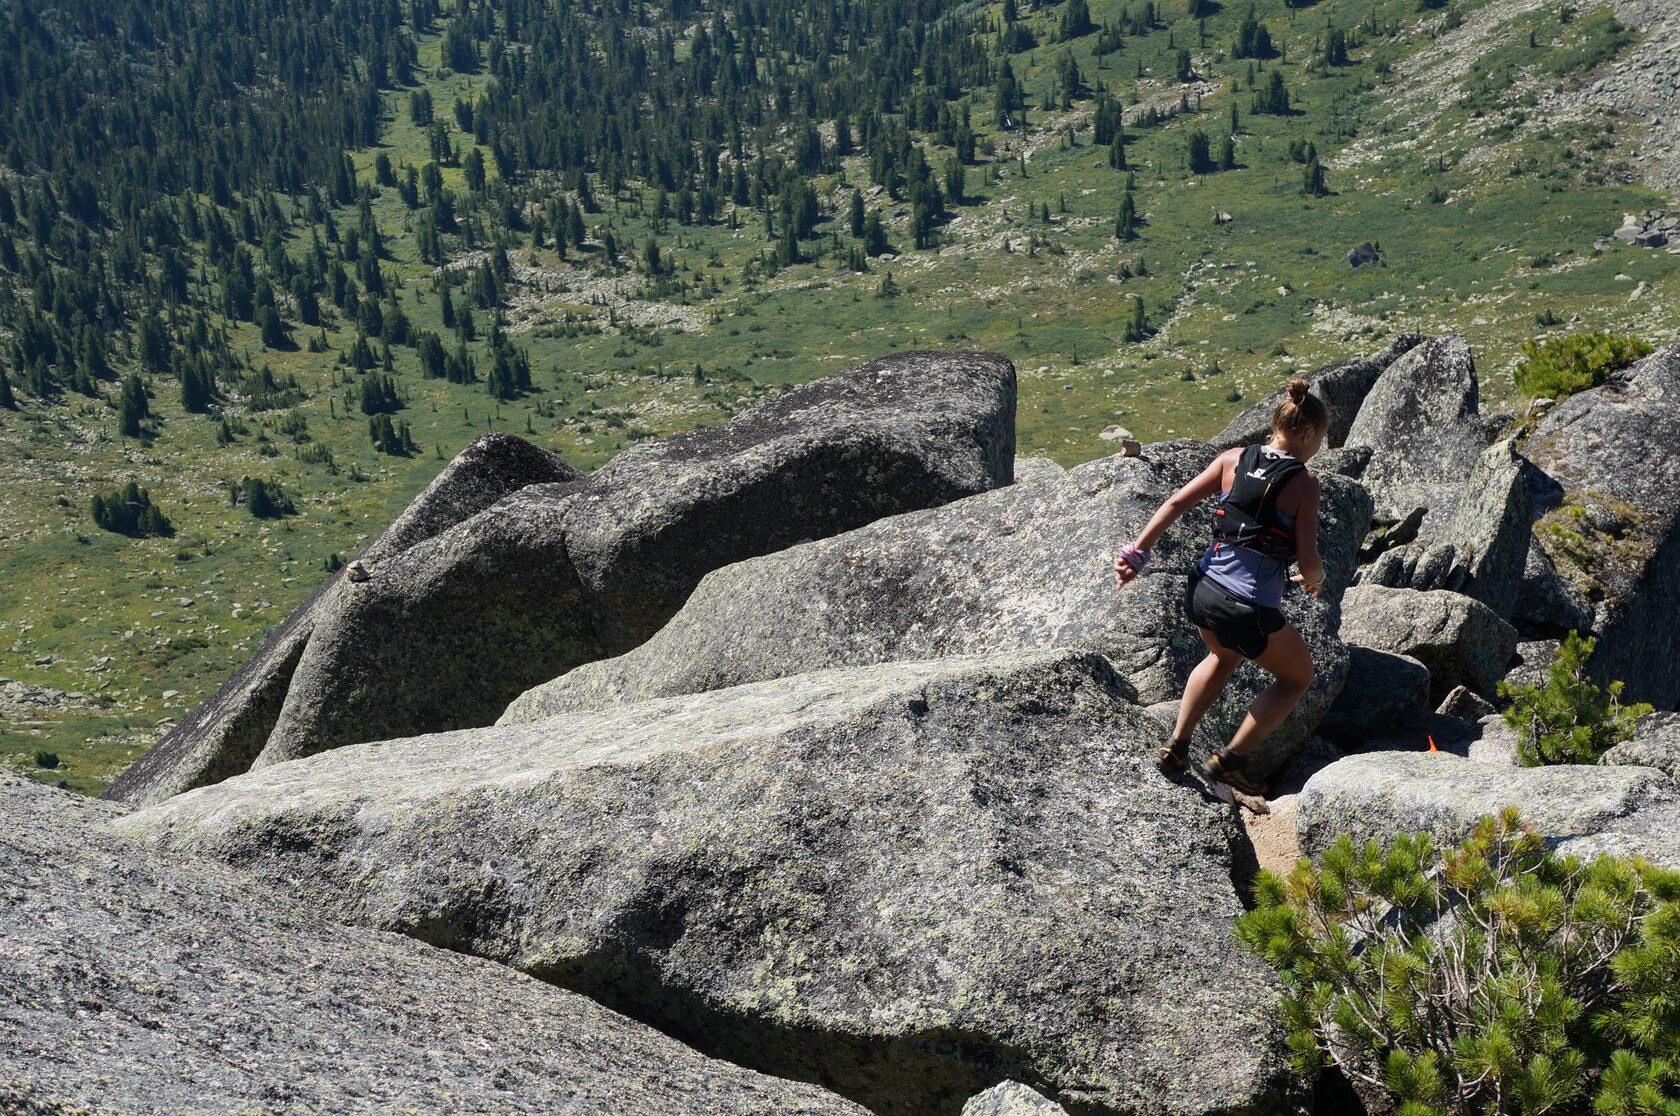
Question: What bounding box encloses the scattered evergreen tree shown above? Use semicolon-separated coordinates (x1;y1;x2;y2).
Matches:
1124;296;1148;341
1187;130;1214;174
117;374;149;438
1116;191;1137;240
369;413;419;455
256;305;289;349
1233;7;1274;58
179;360;217;413
1324;28;1348;67
1301;155;1327;196
235;476;294;518
994;59;1024;128
1498;631;1653;766
1059;0;1094;40
1253;69;1290;114
90;482;173;536
863;210;889;256
358;373;402;415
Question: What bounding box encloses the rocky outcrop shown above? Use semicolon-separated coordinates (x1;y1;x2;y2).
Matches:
1316;646;1431;747
503;442;1372;780
1348;711;1518;767
0;773;870;1116
1600;711;1680;783
1547;1;1680;192
105;433;581;807
1359;437;1532;616
1524;345;1680;708
1297;751;1680;869
1512;536;1593;634
117;650;1294;1116
962;1082;1072;1116
1500;638;1562;693
1344;335;1487;549
109;352;1017;806
1211;335;1422;450
1339;586;1518;701
1013;457;1065;484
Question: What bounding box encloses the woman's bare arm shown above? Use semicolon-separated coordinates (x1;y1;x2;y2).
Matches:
1114;449;1235;588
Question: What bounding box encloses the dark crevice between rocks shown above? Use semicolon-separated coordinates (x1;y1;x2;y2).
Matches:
517;943;1044;1116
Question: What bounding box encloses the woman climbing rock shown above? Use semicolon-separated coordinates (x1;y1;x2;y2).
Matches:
1112;379;1330;796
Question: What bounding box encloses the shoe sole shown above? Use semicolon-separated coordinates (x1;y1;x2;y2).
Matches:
1204;762;1267;799
1156;749;1190;773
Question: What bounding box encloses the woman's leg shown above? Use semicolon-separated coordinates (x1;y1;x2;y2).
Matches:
1224;623;1313;756
1172;627;1244;743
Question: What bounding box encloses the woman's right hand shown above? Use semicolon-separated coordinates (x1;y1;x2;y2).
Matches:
1114;553;1140;591
1114;544;1150;591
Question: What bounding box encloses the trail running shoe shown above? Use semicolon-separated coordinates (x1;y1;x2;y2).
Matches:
1204;749;1267;797
1156;737;1191;773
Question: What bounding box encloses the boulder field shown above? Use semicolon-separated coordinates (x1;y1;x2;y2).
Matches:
107;350;1017;807
62;339;1680;1114
500;440;1373;781
114;650;1296;1116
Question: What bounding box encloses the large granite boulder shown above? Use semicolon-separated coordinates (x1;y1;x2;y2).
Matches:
1339;586;1518;701
1344;335;1486;545
1358;437;1533;617
106;432;580;807
1296;751;1680;869
1347;712;1519;767
1524;344;1680;708
1600;711;1680;783
1212;335;1424;450
0;773;869;1116
502;442;1373;780
109;351;1017;806
1512;535;1594;634
117;650;1295;1116
1316;646;1432;747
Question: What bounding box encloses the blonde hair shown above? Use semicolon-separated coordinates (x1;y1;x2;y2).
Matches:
1270;378;1328;439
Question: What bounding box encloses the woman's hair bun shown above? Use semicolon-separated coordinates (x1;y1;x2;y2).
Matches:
1286;378;1310;404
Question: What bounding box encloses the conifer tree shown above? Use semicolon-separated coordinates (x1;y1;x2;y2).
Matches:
118;374;148;437
1187;130;1213;174
863;211;888;256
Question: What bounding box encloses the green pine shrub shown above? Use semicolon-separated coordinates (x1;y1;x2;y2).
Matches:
1236;809;1680;1116
1513;333;1652;401
1498;632;1652;766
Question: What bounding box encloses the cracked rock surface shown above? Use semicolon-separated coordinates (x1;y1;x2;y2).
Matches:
0;773;870;1116
117;650;1293;1116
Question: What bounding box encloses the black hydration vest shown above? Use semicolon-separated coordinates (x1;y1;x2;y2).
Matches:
1212;444;1306;562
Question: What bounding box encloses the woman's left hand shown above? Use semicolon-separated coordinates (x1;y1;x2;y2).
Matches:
1291;572;1323;598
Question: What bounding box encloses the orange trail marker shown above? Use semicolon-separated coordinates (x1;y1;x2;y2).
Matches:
1427;735;1439;753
